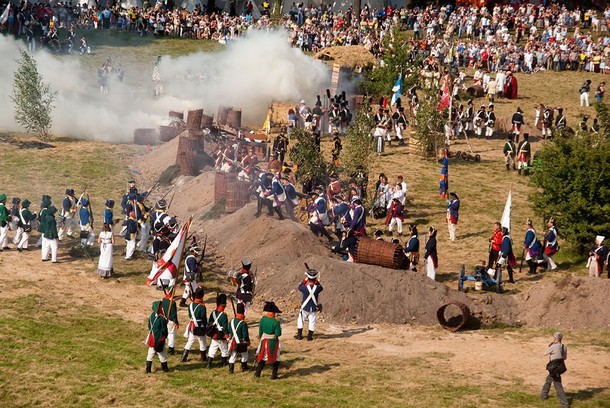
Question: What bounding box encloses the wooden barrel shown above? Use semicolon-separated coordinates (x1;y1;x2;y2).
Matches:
214;172;236;202
202;114;214;128
354;238;407;269
217;106;231;126
186;109;203;130
159;126;181;142
176;152;198;176
225;180;251;213
169;110;184;120
134;128;157;145
226;109;242;129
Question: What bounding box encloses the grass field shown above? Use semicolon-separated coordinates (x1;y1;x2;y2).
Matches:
1;32;609;407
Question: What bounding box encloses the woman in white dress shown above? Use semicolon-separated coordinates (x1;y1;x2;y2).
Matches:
97;223;114;278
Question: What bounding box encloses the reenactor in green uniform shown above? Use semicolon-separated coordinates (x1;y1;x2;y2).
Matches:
503;134;516;171
35;195;51;248
14;199;36;251
41;206;59;263
254;301;282;380
161;291;179;355
207;294;230;368
228;302;250;374
145;300;169;373
0;193;8;250
181;287;207;364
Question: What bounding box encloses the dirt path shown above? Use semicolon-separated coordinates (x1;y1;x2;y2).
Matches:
1;244;608;396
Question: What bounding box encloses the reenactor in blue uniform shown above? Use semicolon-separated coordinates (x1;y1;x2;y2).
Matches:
179;246;200;308
349;198;367;237
235;258;254;314
59;188;77;240
511;107;524;142
124;211;138;260
78;198;95;247
295;268;323;341
404;225;420;271
103;200;115;227
524;219;542;275
498;227;516;283
446;192;460;242
543;218;559;271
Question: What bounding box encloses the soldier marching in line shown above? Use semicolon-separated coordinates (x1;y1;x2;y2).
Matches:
179;245;201;308
207;294;230;368
485;103;496;140
503;134;517;171
58;188;78;240
14;199;36;251
295;268;323;342
474;105;486;138
254;301;282;380
228;302;250;374
78;198;95;247
145;300;169;373
0;194;9;250
35;195;51;248
181;287;207;364
517;133;532;176
161;290;179;355
41;206;59;263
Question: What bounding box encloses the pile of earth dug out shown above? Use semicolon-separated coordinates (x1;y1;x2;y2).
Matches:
134;143;610;330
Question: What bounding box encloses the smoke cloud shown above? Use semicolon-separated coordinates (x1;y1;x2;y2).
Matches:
0;30;330;142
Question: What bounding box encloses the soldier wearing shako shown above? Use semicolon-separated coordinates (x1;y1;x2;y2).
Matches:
181;287;207;364
295;268;323;341
58;188;77;240
35;195;51;248
228;302;250;374
207;293;230;368
161;291;179;355
554;107;566;136
254;301;282;379
235;257;254;314
145;300;169;373
41;206;59;263
503;134;517;171
485;103;496;140
511;107;524;141
15;199;36;251
180;245;201;308
517;133;532;175
0;194;9;250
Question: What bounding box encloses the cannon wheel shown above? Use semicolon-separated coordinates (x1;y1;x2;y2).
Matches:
455;151;461;159
474;154;481;162
458;264;465;291
461;151;469;160
496;268;503;294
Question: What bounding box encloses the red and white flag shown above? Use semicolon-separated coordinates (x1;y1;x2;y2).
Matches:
437;75;451;112
146;218;191;286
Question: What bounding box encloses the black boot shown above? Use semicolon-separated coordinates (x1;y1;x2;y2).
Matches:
270;361;280;380
179;299;187;308
307;330;314;341
200;350;207;363
254;361;266;378
506;163;510;171
207;357;214;368
145;361;152;374
507;267;515;283
168;347;175;355
275;207;285;220
161;362;169;372
241;362;249;372
221;357;228;367
294;328;303;340
229;363;235;374
524;169;530;176
181;349;189;362
518;168;522;175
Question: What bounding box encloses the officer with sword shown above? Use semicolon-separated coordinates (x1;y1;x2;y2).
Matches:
294;265;323;341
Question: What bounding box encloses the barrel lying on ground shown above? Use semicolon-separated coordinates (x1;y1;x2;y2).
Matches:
354;238;407;269
437;301;471;332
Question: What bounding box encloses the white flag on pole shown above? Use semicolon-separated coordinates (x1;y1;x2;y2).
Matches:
501;190;512;232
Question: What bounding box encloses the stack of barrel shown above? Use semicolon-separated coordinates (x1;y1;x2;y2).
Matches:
133;128;157;145
217;106;242;129
159;111;184;142
175;129;203;177
214;172;250;213
354;238;407;269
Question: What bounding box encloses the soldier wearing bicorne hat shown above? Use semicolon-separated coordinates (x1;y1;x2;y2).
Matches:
295;268;323;341
254;301;282;379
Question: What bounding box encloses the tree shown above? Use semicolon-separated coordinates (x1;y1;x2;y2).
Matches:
594;101;610;139
10;49;56;140
342;105;375;199
530;134;610;254
413;92;446;158
288;128;327;191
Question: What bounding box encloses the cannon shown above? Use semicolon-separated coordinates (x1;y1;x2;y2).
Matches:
457;264;503;294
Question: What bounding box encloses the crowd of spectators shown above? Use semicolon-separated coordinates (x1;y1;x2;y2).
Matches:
1;0;610;73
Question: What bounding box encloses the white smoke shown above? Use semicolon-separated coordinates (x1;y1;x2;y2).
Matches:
0;30;330;141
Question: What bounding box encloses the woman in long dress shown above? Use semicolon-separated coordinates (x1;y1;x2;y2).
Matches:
424;226;438;281
97;223;114;278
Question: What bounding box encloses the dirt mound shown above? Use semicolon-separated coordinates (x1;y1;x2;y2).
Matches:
197;204;521;326
314;46;377;70
130;136;180;185
515;275;610;330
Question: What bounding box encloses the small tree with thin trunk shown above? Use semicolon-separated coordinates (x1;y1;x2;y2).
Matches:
10;50;56;141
